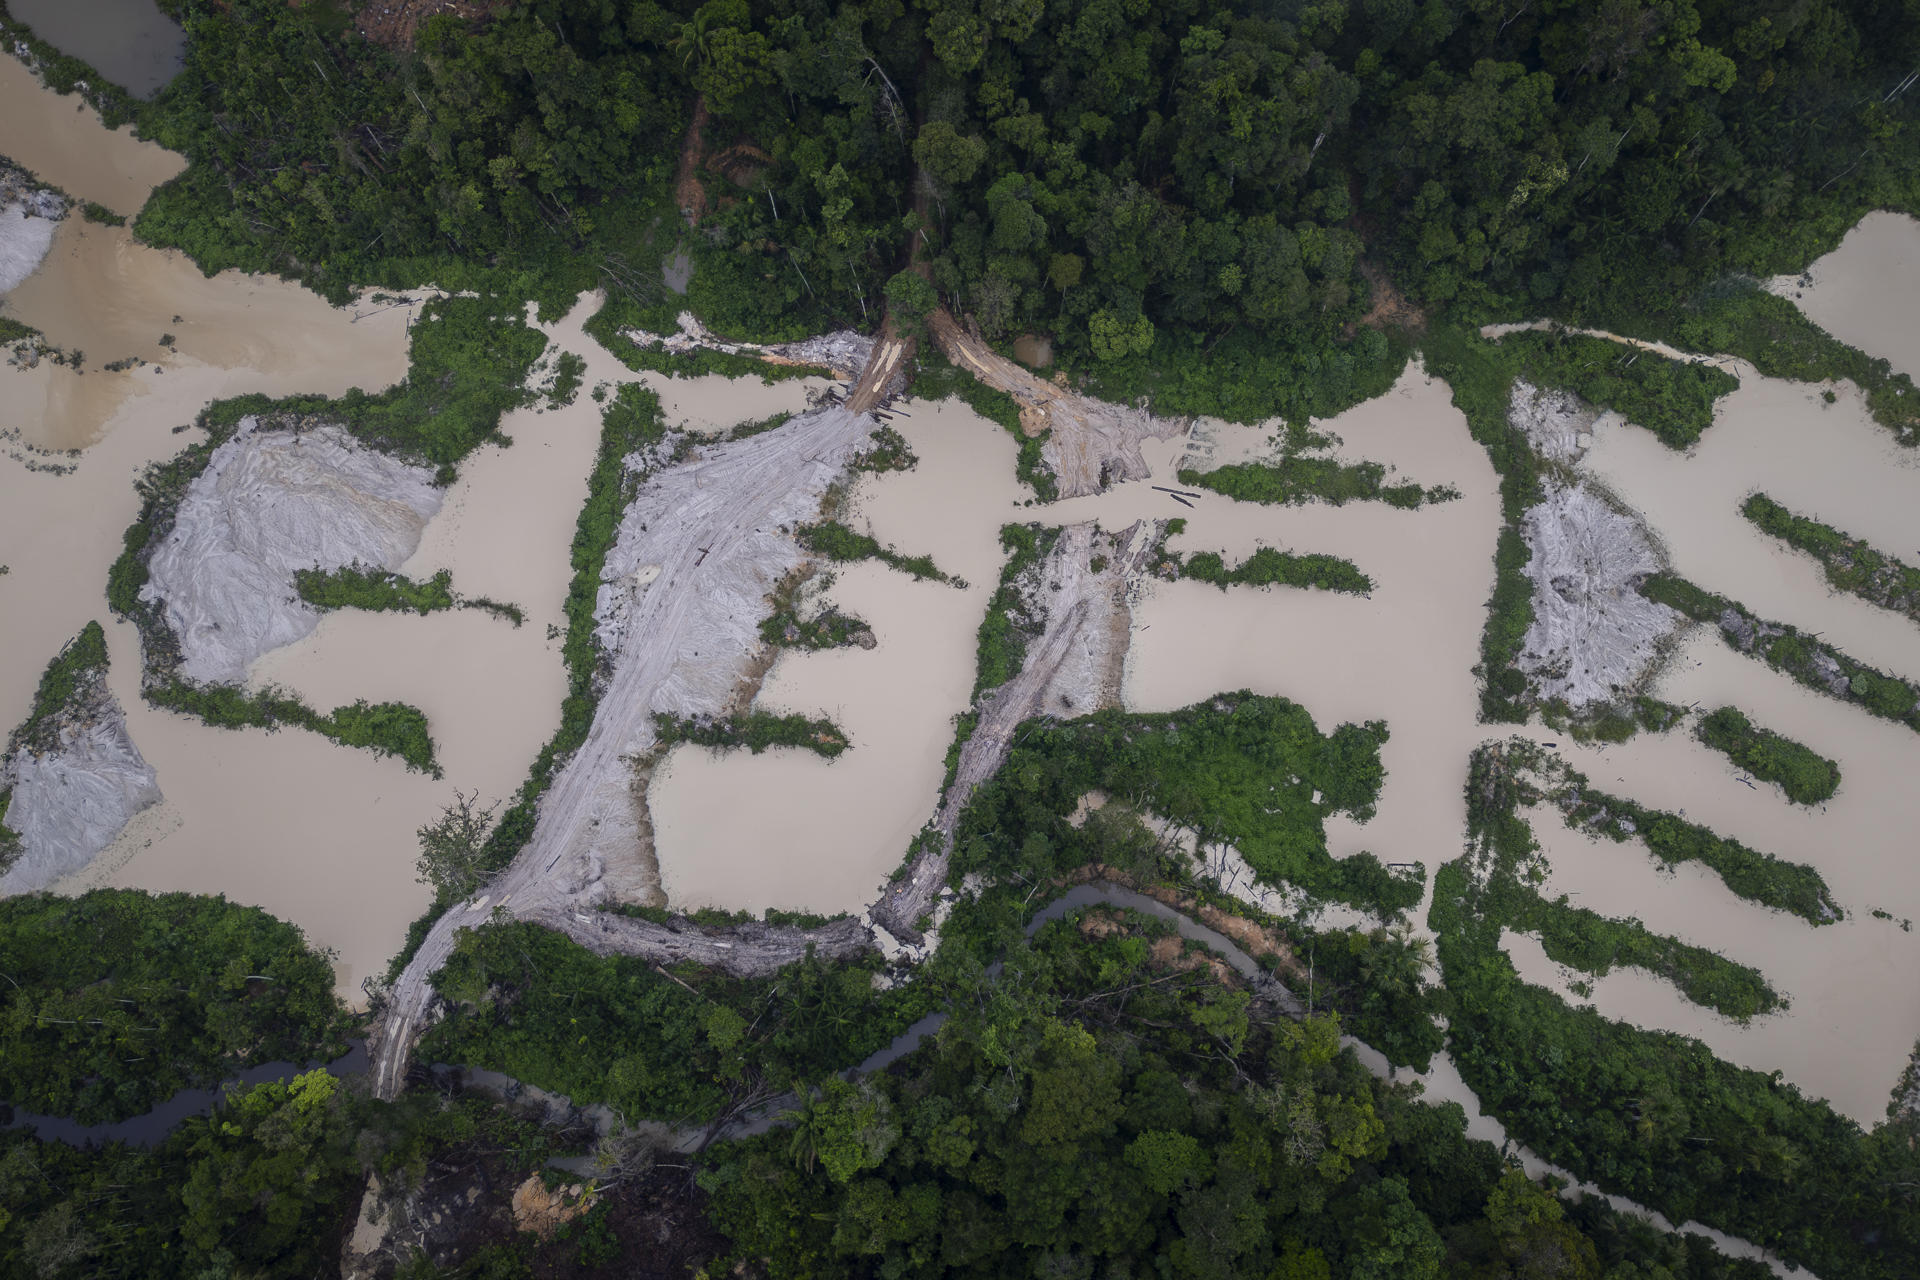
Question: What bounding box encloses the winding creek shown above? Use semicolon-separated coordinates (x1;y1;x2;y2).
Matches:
6;881;1803;1276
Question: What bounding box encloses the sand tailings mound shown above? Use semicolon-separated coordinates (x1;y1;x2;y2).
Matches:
1;672;158;894
140;418;443;685
0;159;66;296
1517;483;1678;707
371;405;878;1099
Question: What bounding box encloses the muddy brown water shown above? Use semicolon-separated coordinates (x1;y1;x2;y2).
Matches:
1773;211;1920;379
648;397;1028;914
9;0;186;100
5;43;1920;1143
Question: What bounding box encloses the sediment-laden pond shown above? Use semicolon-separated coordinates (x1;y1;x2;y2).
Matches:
5;40;1920;1142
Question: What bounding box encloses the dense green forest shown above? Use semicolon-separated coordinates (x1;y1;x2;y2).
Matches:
89;0;1915;421
0;890;352;1124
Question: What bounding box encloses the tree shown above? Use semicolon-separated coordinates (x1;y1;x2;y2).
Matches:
415;790;500;900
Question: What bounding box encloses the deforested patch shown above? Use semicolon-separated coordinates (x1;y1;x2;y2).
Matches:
1516;484;1679;707
1508;378;1602;465
139;417;444;685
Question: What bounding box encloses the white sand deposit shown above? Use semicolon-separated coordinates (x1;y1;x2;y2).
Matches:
140;417;444;685
0;174;64;295
1516;484;1679;707
1;672;158;893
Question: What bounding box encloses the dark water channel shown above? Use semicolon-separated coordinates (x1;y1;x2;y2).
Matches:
1;1040;366;1148
11;0;187;100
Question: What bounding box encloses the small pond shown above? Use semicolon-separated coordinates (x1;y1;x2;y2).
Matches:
11;0;187;100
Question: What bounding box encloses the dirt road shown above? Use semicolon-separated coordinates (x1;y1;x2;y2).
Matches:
927;310;1187;497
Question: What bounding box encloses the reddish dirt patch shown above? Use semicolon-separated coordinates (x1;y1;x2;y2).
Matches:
1352;259;1427;334
352;0;505;51
674;97;712;226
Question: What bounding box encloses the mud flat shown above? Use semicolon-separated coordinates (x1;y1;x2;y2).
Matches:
1775;211;1920;378
650;397;1026;915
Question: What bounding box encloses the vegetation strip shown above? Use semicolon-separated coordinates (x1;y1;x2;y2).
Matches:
1175;546;1372;595
1507;885;1783;1021
1696;706;1841;805
1178;456;1457;509
1554;782;1839;926
1743;492;1920;626
293;565;524;625
655;710;849;759
1437;740;1908;1278
796;520;954;584
1642;573;1920;734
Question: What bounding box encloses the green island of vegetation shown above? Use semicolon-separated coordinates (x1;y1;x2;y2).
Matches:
1696;706;1843;806
655;709;849;759
1642;573;1920;733
1744;492;1920;627
1177;545;1373;595
1179;456;1459;510
293;564;525;626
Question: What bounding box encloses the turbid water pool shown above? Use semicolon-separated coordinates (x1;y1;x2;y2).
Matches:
6;34;1920;1135
9;0;186;100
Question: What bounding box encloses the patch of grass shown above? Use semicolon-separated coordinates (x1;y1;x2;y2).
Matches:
544;351;586;407
760;605;869;650
851;424;916;472
294;566;456;614
1697;706;1841;806
0;317;40;343
80;201;126;227
1176;546;1372;595
1743;493;1920;626
655;710;848;759
293;565;524;625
